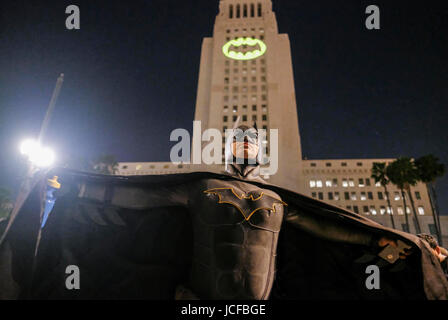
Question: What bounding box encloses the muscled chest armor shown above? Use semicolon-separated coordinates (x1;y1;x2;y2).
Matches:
187;178;285;300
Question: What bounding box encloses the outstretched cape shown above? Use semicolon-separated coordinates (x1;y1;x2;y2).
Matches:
0;168;447;300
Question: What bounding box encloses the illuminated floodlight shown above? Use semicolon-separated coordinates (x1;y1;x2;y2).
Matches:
19;139;55;167
222;37;267;61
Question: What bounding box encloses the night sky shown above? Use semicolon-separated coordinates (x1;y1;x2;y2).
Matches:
0;1;447;212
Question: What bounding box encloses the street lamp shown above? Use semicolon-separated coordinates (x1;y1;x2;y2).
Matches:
20;139;55;168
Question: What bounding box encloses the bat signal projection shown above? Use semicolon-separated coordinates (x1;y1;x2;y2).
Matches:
222;37;267;60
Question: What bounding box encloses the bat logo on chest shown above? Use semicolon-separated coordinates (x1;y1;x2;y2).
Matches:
203;188;287;221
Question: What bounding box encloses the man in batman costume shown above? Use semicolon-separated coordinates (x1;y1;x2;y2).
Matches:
0;123;448;300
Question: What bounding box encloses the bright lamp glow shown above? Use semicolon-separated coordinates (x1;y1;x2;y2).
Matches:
19;139;55;167
222;37;267;61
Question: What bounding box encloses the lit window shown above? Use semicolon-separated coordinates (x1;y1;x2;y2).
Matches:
309;180;316;188
233;106;238;113
406;206;411;214
316;180;323;188
334;192;340;200
358;178;365;187
394;192;400;201
397;207;404;215
370;206;377;215
375;181;381;187
387;207;393;215
380;206;386;215
349;179;355;187
223;106;229;112
418;207;425;215
326;180;332;187
351;192;357;201
360;192;367;201
342;179;348;187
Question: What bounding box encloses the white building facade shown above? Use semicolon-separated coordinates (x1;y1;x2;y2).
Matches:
117;0;446;241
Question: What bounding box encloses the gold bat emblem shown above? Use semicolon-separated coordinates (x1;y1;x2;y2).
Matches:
203;187;287;221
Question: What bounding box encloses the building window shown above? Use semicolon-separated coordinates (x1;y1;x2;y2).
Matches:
242;115;247;121
223;106;229;112
252;115;257;121
397;207;404;215
236;4;241;18
262;115;267;121
318;192;323;200
346;206;352;211
365;178;371;186
223;116;228;122
332;178;338;187
311;192;317;198
326;180;332;187
233;106;238;113
357;162;363;167
375;181;381;187
351;192;357;201
406;206;411;214
380;206;386;215
243;4;248;17
122;165;128;169
387;206;393;215
344;192;350;200
334;192;340;200
394;192;400;201
370;206;377;215
378;192;383;200
250;3;255;17
363;206;369;214
358;178;365;187
418;206;425;215
415;191;421;200
252;105;257;111
353;206;359;214
341;162;347;167
429;224;437;235
257;3;262;16
309;180;316;188
316;180;323;188
229;4;233;18
368;192;373;200
342;179;348;188
311;163;317;167
402;224;410;233
349;179;355;187
326;163;331;167
328;192;334;200
360;192;367;201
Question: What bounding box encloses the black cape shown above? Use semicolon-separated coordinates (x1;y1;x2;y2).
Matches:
0;168;447;300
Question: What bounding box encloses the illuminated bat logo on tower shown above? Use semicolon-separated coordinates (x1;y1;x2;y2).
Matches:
204;187;286;221
222;37;267;60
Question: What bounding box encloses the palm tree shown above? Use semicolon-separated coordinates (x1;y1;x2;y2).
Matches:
371;162;395;229
91;154;119;175
387;157;421;234
415;154;446;245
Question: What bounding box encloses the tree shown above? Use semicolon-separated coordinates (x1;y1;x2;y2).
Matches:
371;162;395;229
386;157;421;234
415;154;446;245
91;154;119;175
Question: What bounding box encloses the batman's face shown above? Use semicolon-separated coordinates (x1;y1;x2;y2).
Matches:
231;126;259;160
222;37;267;61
